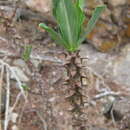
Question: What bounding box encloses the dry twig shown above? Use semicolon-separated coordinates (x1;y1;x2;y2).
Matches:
4;67;10;130
0;63;4;130
0;59;27;130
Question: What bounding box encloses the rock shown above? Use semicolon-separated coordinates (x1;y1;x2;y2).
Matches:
120;114;130;129
88;126;117;130
103;101;114;119
112;98;130;120
85;1;128;52
13;59;31;75
89;126;108;130
13;59;27;68
112;7;122;24
0;34;20;57
0;5;15;19
102;96;116;119
86;20;120;52
102;97;130;122
113;44;130;86
10;112;18;123
11;67;29;82
30;59;42;68
79;44;112;75
108;0;126;7
86;0;104;9
79;43;130;87
1;88;6;114
23;0;51;14
12;125;19;130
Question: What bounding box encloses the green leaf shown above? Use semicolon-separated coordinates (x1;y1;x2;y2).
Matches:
52;0;60;18
55;0;76;44
78;5;106;44
39;23;68;49
54;0;85;50
21;84;30;91
39;0;106;52
75;4;85;38
76;0;85;10
22;45;32;62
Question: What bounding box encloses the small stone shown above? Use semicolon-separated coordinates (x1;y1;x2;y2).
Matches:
13;59;31;75
0;6;15;19
31;59;42;68
108;96;116;102
12;125;19;130
81;77;88;86
112;7;122;23
108;0;126;7
49;97;56;102
81;58;88;66
103;97;130;121
90;127;108;130
10;112;18;123
24;0;51;14
120;114;130;129
112;98;130;119
86;0;104;8
13;59;27;68
11;67;29;82
103;103;112;118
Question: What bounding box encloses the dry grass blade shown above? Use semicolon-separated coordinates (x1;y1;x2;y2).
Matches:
0;59;27;130
0;63;4;130
4;67;10;130
0;60;27;99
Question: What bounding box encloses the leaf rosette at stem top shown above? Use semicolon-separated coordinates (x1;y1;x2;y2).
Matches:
39;0;106;52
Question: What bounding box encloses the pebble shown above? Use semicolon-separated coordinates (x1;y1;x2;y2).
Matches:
108;0;126;7
23;0;51;14
13;59;31;75
12;125;19;130
30;59;42;68
10;112;18;123
81;77;88;86
11;67;29;82
112;98;130;119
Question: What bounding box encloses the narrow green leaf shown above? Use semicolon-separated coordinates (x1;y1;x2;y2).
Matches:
56;0;76;45
76;0;85;10
22;45;32;62
52;0;60;18
75;4;85;38
39;23;68;49
21;84;30;91
78;5;106;44
54;0;85;50
86;5;106;35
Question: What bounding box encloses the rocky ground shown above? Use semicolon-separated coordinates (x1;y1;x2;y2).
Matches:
0;0;130;130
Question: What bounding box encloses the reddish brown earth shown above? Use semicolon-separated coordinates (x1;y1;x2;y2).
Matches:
0;1;130;130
